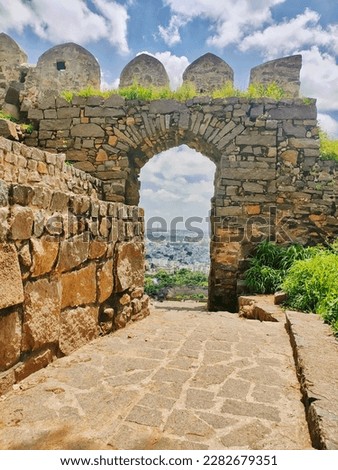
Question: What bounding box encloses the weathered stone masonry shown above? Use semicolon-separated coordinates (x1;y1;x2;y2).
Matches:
24;96;337;313
0;137;150;395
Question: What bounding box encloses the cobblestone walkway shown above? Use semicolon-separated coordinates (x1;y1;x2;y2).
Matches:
0;302;312;450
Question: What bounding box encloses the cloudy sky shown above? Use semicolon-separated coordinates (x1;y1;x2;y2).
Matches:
1;0;337;227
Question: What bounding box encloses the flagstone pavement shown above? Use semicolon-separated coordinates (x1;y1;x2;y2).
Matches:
0;301;312;450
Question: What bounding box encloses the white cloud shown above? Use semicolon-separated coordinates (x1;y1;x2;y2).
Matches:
240;8;338;58
101;73;120;90
0;0;130;53
140;145;215;223
137;51;189;89
160;0;285;47
158;15;187;46
318;113;338;138
300;47;338;112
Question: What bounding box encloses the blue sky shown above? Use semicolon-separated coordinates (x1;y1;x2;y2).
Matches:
0;0;337;226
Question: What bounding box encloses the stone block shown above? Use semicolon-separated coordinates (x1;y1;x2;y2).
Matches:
61;263;97;309
288;138;320;150
44;109;57;119
97;259;114;302
0;208;9;241
0;243;24;309
236;134;276;146
243;182;265;193
22;278;61;352
59;306;99;355
115;242;144;292
0;310;21;370
71;124;104;138
84;107;124;118
39;119;72;131
31;236;59;277
50;191;69;212
95;149;108;162
216;206;243;217
283;123;306;138
281;150;298;165
103;95;125;107
64;149;87;162
73;161;96;172
11;185;34;206
0;369;15;396
89;240;107;259
0;180;9;207
0;119;19;140
14;349;54;382
245;205;261;215
149;100;187;114
10;206;34;239
56;233;90;273
57;108;80;119
268;104;317;120
221;168;276;181
27;109;44;120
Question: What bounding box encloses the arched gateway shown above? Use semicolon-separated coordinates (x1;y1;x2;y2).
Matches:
26;95;337;312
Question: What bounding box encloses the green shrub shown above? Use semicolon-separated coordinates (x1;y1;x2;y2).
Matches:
319;129;338;162
244;241;315;294
282;252;338;333
243;82;285;100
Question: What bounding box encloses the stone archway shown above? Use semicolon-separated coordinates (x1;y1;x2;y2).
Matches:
93;99;258;312
27;95;335;312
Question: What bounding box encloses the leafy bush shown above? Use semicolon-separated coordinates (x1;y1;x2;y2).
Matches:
243;82;285;100
319;129;338;162
282;252;338;333
244;241;316;294
244;240;338;333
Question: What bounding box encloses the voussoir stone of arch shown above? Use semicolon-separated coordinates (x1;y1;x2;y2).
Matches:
182;52;234;94
249;55;302;98
119;54;170;88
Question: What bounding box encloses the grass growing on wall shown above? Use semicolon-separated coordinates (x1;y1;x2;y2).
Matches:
61;81;288;103
0;110;18;122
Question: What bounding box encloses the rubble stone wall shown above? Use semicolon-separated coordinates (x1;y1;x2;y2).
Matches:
23;96;338;312
0;137;149;395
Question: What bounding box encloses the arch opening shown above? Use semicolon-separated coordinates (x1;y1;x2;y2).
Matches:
139;144;216;305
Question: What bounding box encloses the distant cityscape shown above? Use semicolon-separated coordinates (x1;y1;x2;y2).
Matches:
145;230;210;274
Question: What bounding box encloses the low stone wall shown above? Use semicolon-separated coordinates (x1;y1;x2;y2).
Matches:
0;138;149;395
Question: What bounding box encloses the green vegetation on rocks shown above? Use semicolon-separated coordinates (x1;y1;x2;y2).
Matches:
61;81;289;103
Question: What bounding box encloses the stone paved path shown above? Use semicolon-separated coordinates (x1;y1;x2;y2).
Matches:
0;302;312;450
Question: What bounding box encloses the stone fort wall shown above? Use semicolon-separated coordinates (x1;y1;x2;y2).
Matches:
0;137;149;395
0;34;337;390
22;96;338;312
